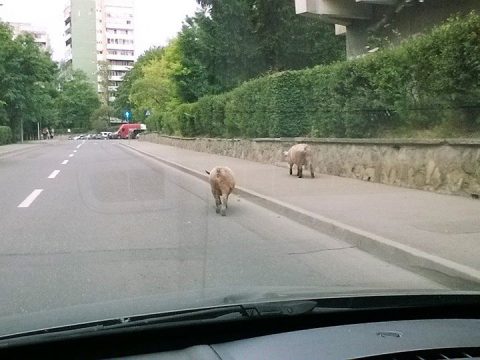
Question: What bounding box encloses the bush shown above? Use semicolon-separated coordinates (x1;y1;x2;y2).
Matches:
175;103;198;137
171;11;480;138
0;126;12;145
196;94;227;137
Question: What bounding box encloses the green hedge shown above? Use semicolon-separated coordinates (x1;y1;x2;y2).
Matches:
166;11;480;138
0;126;12;145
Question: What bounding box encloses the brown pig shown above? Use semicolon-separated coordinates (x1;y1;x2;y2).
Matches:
205;166;235;216
283;144;315;178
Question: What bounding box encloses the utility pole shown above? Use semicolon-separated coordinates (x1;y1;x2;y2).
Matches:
20;118;24;143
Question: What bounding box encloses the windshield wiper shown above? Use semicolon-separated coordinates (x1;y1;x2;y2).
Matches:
0;305;247;344
0;300;319;344
2;294;478;345
97;300;319;332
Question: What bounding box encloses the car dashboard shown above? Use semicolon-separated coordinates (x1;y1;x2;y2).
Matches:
134;318;479;360
1;296;479;359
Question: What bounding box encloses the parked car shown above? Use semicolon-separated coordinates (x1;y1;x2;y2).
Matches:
101;132;112;139
108;131;119;139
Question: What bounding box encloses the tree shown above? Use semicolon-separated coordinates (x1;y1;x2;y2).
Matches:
115;0;346;129
175;14;216;103
177;1;265;98
173;0;345;102
129;40;182;116
56;69;101;130
253;0;345;71
0;22;58;140
97;60;110;105
113;47;164;119
90;104;113;132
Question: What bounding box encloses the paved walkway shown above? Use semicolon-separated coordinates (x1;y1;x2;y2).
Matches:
126;140;480;284
0;142;45;157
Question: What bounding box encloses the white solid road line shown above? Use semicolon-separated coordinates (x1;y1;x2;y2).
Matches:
48;170;61;179
69;154;74;157
18;189;43;208
62;160;68;165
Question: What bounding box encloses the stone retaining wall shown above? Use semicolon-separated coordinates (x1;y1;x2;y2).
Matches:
140;133;480;197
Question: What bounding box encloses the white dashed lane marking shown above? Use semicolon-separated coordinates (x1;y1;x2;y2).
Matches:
18;141;85;208
48;170;61;179
18;189;43;208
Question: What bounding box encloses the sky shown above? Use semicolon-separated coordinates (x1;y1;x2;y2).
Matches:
0;0;200;61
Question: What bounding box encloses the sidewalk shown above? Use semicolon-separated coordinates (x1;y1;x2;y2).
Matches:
0;142;44;157
122;140;480;284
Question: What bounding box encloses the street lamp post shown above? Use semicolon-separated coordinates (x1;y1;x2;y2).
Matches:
20;118;24;143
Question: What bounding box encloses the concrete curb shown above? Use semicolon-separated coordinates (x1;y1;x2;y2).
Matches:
121;143;480;285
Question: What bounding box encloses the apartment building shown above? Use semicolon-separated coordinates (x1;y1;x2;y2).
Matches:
64;0;134;102
8;22;51;52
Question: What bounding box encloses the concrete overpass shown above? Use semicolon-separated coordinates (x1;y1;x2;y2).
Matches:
295;0;480;58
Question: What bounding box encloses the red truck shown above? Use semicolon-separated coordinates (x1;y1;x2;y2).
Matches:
116;123;147;139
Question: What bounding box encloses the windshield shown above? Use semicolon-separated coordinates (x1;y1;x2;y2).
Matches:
0;0;479;337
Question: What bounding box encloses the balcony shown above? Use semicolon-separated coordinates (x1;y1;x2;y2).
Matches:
106;53;135;61
109;64;133;71
105;21;134;32
108;75;124;82
105;33;135;40
106;43;134;51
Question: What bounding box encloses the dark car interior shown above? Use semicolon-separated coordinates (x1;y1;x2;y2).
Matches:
1;295;479;359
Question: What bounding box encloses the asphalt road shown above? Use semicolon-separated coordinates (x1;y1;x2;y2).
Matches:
0;140;446;318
